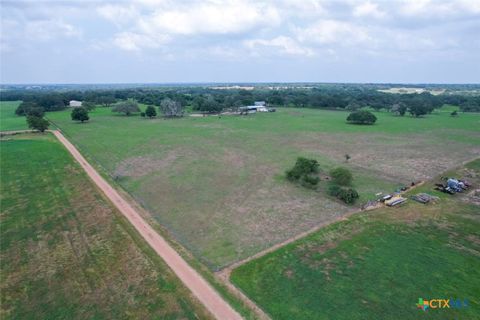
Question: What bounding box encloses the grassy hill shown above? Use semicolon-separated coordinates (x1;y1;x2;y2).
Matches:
45;106;480;268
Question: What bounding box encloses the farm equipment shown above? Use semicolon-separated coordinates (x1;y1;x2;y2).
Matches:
447;178;469;192
380;194;393;202
434;183;455;194
385;196;407;207
411;193;439;204
434;178;470;194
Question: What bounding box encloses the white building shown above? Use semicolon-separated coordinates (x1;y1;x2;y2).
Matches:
240;101;268;113
69;100;82;107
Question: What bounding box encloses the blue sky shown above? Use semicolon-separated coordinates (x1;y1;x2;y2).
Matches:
1;0;479;84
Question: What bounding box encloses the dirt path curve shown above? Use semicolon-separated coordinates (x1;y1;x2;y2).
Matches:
52;130;242;320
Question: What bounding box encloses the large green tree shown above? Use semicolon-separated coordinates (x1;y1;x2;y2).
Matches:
160;98;184;117
346;110;377;125
15;102;44;117
27;116;49;132
145;105;157;118
112;99;140;116
408;104;429;117
97;95;116;108
71;107;89;123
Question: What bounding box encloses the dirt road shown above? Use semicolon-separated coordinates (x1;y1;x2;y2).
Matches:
52;130;242;320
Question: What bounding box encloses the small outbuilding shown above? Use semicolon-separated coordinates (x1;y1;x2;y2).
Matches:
69;100;82;107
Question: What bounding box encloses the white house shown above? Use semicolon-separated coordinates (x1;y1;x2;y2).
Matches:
238;101;268;113
69;100;82;107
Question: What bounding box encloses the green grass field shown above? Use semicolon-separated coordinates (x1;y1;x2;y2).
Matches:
45;106;480;268
0;133;211;319
231;160;480;319
0;101;27;131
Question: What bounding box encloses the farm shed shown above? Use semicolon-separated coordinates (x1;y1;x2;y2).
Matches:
69;100;82;107
241;102;269;113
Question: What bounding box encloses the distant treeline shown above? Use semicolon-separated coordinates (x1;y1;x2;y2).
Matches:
1;85;479;113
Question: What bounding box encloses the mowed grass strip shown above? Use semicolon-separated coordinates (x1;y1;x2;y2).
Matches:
230;160;480;320
45;107;480;268
0;101;27;132
0;133;211;320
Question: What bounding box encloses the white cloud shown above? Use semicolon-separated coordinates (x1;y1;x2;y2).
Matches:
113;32;169;51
24;20;82;41
138;1;281;35
353;1;386;19
97;4;139;25
278;0;327;18
2;0;480;82
296;20;372;46
244;36;314;56
399;0;480;17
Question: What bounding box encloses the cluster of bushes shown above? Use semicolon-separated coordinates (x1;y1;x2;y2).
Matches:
285;157;320;189
327;167;359;204
328;185;359;204
285;158;359;204
346;110;377;125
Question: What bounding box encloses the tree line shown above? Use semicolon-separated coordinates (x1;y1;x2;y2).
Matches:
3;84;479;116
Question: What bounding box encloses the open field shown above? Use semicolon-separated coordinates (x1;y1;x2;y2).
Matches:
0;133;211;319
46;107;480;269
0;101;26;131
231;160;480;319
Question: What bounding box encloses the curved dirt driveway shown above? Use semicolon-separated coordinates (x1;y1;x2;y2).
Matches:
53;130;242;320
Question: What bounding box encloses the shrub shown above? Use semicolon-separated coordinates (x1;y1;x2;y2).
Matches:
328;184;359;204
337;188;359;204
328;184;342;197
286;157;319;182
286;157;320;189
301;175;320;189
330;167;353;186
346;110;377;125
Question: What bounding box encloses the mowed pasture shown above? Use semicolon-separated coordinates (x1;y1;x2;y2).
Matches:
46;106;480;268
0;134;211;319
0;101;27;131
231;160;480;320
